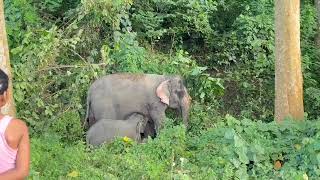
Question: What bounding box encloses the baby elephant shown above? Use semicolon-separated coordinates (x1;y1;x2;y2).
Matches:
86;113;147;146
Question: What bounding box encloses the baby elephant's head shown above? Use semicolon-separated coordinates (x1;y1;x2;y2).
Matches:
128;113;148;134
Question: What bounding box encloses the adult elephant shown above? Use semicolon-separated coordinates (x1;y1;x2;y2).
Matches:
84;73;191;135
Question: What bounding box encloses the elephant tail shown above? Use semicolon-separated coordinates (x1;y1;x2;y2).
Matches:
83;89;93;129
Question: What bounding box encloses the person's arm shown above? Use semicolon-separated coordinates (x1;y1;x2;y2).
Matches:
0;120;30;180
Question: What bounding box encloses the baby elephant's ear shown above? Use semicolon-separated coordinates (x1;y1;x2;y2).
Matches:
156;80;170;105
137;121;144;133
135;120;145;142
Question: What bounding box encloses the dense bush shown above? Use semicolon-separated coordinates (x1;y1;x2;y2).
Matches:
131;0;320;120
6;0;319;127
6;0;223;136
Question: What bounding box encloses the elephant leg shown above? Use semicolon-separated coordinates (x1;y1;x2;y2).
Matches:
142;120;156;139
149;103;167;133
88;117;97;128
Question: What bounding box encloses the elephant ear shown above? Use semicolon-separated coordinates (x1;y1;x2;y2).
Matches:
136;121;143;133
156;80;170;105
136;120;145;142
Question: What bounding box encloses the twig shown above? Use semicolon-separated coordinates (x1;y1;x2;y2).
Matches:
38;63;107;72
68;48;88;64
169;32;176;60
68;48;97;73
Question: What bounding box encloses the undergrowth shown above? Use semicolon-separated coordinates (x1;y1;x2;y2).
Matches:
29;113;320;179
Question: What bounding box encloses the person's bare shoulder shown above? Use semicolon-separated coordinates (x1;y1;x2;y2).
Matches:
9;118;29;135
5;118;29;149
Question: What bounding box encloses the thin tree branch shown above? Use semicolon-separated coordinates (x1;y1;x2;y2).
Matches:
38;63;107;72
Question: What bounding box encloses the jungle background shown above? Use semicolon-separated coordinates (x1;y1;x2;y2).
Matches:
4;0;320;179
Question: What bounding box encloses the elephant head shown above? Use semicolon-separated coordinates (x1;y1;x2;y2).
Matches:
136;116;148;134
156;76;191;127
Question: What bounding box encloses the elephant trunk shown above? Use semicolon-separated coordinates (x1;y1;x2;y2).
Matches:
181;91;191;128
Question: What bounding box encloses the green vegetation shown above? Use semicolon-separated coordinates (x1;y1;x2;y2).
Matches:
30;116;320;179
4;0;320;179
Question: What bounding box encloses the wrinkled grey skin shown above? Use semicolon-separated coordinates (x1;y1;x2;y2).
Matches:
86;113;148;146
84;73;191;136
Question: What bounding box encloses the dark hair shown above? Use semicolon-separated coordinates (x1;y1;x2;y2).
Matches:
0;69;8;95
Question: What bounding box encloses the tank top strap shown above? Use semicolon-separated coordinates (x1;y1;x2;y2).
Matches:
0;116;12;134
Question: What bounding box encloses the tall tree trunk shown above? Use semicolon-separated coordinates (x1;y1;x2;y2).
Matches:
0;0;16;117
275;0;304;122
315;0;320;46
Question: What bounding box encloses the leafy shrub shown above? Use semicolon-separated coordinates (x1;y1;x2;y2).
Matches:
7;0;224;140
29;116;320;179
131;0;218;48
188;115;320;179
50;111;84;143
300;3;320;119
30;124;187;179
7;0;320;123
